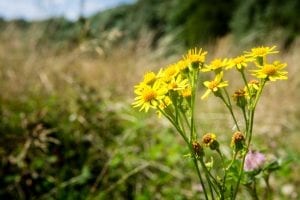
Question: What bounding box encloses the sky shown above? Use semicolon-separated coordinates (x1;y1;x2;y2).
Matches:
0;0;134;21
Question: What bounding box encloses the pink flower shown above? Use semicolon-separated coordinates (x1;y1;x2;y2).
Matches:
244;150;266;171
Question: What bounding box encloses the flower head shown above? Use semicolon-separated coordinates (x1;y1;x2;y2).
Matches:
201;72;228;99
175;59;190;73
161;64;179;82
183;48;207;69
244;150;266;171
245;46;278;58
181;86;192;98
192;141;205;157
244;80;260;99
233;89;247;108
227;55;252;70
168;74;189;91
231;131;245;151
133;82;167;112
202;58;229;73
158;96;172;110
142;71;157;85
252;61;288;81
202;133;219;150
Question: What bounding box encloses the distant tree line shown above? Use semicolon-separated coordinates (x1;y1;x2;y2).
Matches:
1;0;299;48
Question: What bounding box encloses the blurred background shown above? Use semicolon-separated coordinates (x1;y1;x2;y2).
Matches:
0;0;299;199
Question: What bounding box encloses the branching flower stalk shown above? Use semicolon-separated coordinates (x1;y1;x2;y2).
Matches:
133;46;288;199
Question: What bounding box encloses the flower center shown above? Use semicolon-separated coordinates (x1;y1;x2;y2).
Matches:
212;59;222;68
262;65;277;75
202;133;216;145
203;137;212;144
234;56;245;64
253;48;267;56
142;90;157;102
208;81;218;90
182;88;191;97
169;82;178;90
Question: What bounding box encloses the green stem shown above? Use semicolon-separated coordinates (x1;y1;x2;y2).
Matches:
242;107;249;135
192;156;209;200
199;159;218;200
179;107;191;130
190;69;199;142
240;69;250;93
220;92;240;131
264;174;272;200
245;182;259;200
157;107;209;200
200;160;222;196
233;79;267;199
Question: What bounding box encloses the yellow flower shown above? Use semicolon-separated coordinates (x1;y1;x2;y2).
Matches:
202;58;229;73
201;72;228;99
142;71;157;85
133;82;167;112
160;64;179;82
156;96;173;118
168;74;189;91
247;80;260;90
183;47;207;69
158;96;172;110
244;80;260;99
244;46;278;58
175;59;190;73
181;86;192;98
227;55;252;70
251;61;288;81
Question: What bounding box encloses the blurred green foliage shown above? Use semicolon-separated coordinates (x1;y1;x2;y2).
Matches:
169;0;236;46
231;0;300;48
0;83;200;199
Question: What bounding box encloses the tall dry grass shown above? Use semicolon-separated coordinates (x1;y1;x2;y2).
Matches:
1;24;299;134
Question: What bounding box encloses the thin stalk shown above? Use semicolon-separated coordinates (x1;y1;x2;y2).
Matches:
157;107;209;200
190;70;199;142
242;107;249;136
264;174;272;200
179;107;191;130
233;79;267;199
220;151;237;199
192;156;209;200
200;159;221;198
240;69;250;93
220;93;240;131
245;183;259;200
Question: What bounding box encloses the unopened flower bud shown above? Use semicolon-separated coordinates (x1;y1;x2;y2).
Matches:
233;89;246;108
192;141;205;157
231;131;245;151
245;80;260;99
202;133;219;150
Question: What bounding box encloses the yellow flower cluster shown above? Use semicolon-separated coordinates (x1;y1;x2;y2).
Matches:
133;46;288;112
133;48;207;112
